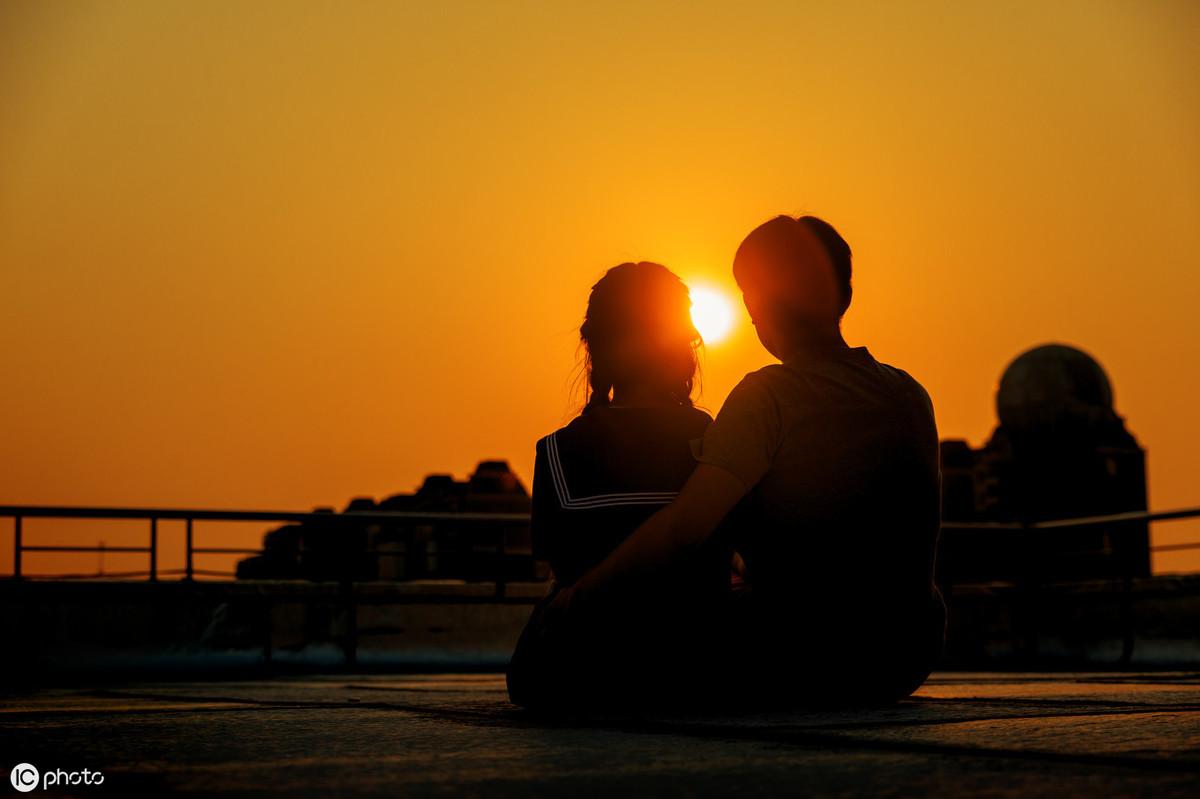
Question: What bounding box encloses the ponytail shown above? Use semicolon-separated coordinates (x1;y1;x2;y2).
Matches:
585;356;613;411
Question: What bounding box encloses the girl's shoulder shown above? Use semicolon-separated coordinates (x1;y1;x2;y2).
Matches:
539;404;711;452
680;404;716;431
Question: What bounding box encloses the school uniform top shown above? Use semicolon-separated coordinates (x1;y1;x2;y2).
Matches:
531;403;715;587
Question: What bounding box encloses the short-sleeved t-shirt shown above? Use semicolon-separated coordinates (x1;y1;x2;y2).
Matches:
693;346;941;615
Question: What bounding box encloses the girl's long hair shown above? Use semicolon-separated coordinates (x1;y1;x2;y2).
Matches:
578;262;701;412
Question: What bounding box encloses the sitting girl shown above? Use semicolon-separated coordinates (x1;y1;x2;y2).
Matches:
507;261;732;710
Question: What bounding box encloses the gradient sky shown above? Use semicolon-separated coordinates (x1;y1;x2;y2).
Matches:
2;0;1198;576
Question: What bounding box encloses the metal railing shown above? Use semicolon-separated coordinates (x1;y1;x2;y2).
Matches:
1;503;1198;583
934;506;1200;665
943;507;1200;555
2;503;1198;668
1;505;531;583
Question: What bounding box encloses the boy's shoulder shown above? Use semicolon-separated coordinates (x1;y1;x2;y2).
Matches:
871;357;935;412
746;350;933;410
744;363;789;382
729;363;791;395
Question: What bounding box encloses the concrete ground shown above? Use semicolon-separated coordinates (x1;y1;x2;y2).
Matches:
2;672;1199;797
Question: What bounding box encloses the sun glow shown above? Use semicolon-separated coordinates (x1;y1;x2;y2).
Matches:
689;285;736;344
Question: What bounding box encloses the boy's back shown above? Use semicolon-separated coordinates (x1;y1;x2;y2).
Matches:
695;345;942;654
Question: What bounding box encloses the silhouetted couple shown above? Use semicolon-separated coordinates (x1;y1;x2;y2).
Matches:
507;215;946;713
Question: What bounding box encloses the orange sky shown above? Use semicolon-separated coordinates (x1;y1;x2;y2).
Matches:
2;1;1198;577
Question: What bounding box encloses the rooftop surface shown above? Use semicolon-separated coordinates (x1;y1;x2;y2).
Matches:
3;672;1199;797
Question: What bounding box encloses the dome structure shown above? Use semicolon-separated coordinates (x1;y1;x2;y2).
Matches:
996;343;1115;434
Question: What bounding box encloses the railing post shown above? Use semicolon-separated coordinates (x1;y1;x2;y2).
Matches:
341;577;358;669
13;515;21;580
339;517;358;669
1120;538;1136;665
185;518;194;582
263;594;273;666
1016;522;1040;662
495;525;506;599
149;517;158;582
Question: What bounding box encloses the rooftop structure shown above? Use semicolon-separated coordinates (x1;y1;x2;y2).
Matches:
940;344;1149;583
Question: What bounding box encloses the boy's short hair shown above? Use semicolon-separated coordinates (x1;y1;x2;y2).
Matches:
733;215;853;322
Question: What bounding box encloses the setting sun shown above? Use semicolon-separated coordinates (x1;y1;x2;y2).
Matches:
689;285;736;344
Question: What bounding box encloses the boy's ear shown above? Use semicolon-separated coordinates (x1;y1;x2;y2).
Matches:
741;292;762;325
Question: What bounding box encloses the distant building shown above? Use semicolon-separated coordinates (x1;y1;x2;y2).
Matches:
236;460;538;582
939;344;1149;583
